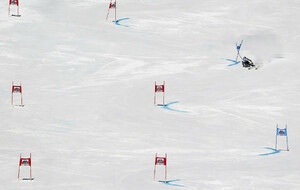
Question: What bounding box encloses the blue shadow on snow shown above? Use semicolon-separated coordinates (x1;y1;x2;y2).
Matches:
259;147;281;156
220;58;240;66
160;101;188;113
115;18;130;27
159;179;185;187
224;58;240;66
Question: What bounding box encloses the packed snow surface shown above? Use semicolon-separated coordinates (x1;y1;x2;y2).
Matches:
1;0;300;189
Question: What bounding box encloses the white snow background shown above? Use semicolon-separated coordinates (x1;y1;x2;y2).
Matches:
1;0;300;189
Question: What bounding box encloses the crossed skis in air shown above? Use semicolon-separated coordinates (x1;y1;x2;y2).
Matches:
226;40;243;66
226;40;260;70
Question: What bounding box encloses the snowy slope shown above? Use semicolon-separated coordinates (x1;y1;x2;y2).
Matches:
1;0;300;189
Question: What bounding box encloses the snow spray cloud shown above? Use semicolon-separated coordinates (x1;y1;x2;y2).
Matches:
242;31;282;64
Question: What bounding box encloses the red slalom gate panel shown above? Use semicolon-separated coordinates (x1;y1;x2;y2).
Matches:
106;0;116;22
11;82;23;107
8;0;20;16
18;153;32;181
154;153;167;182
154;81;165;106
9;0;19;6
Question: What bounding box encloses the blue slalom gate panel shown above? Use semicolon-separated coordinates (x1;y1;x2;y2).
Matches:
277;128;287;136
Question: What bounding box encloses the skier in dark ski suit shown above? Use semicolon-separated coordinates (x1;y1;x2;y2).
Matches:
242;57;254;68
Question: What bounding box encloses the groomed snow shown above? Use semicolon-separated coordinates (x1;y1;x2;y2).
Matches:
1;0;300;189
